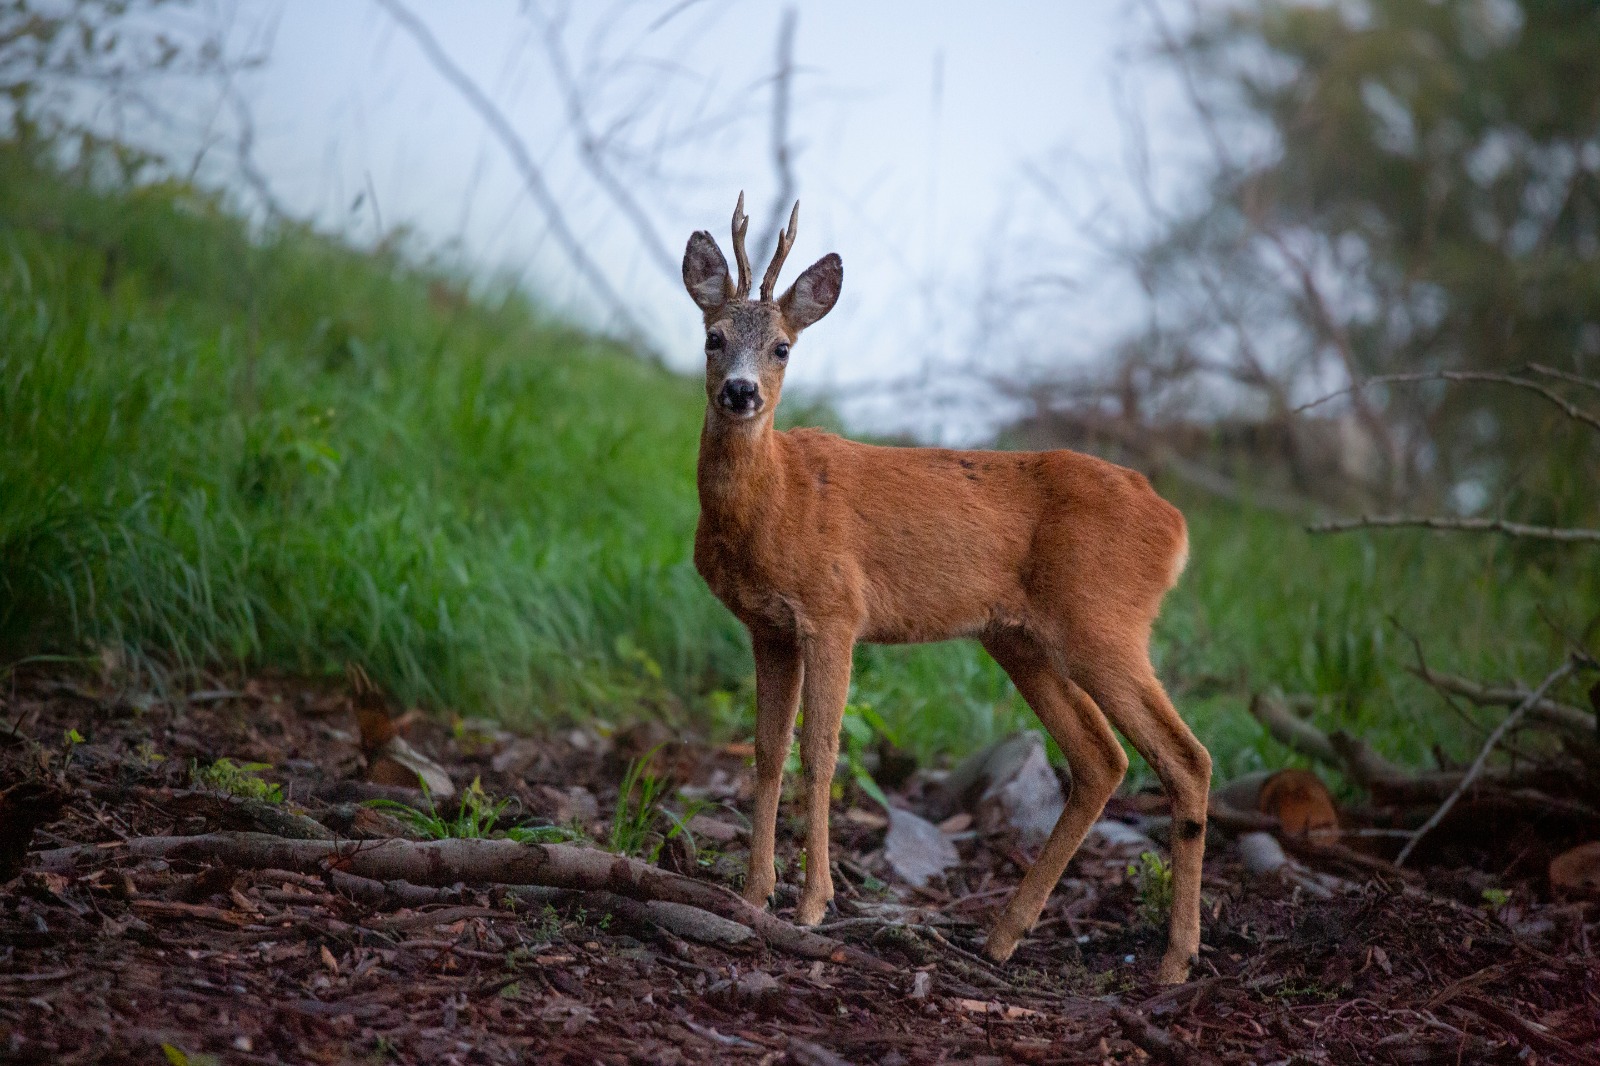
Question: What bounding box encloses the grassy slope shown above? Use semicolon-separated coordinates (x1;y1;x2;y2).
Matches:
4;154;1594;782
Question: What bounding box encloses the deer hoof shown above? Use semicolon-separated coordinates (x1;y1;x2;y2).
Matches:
794;896;830;926
983;926;1022;963
1156;950;1195;985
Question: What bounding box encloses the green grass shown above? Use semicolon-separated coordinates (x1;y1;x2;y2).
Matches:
3;145;1595;784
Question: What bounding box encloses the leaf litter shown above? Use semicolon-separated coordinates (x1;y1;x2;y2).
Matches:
1;668;1597;1064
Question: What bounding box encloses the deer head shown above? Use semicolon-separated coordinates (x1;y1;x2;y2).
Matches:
682;193;843;424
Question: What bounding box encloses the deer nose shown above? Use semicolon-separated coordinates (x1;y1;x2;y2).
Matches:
719;378;762;414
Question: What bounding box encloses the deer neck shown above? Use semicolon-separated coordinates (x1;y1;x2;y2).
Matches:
697;411;787;535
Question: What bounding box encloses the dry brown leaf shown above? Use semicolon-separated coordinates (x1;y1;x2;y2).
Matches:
1549;841;1600;898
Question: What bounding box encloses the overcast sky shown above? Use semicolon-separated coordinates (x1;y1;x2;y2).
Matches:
215;1;1198;440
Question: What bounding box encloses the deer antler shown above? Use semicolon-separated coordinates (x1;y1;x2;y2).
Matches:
731;191;752;301
760;201;799;302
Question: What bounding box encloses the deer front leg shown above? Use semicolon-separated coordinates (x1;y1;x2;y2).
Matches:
744;631;802;908
794;632;853;926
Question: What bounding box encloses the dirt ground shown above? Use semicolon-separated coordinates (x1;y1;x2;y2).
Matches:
2;670;1597;1065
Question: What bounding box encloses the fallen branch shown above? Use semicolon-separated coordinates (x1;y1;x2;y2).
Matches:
1395;660;1577;867
1110;1004;1207;1065
1208;799;1411;882
1247;693;1345;768
1246;691;1560;806
1407;664;1597;741
119;787;335;841
1308;514;1600;543
32;832;893;971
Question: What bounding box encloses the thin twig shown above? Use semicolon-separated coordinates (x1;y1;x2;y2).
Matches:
1395;659;1576;868
1295;370;1600;435
376;0;663;363
1406;663;1597;739
1523;363;1600;396
531;4;678;281
754;7;798;262
1308;515;1600;543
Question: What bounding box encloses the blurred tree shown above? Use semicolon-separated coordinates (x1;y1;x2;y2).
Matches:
1049;0;1600;519
2;0;225;176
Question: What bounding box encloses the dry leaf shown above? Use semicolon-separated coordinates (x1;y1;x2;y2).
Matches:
1549;841;1600;898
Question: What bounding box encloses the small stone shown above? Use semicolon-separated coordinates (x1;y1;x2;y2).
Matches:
884;806;959;888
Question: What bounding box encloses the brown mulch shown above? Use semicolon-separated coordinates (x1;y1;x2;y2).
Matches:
1;669;1598;1065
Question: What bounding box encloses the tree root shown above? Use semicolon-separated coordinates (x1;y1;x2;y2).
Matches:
33;831;895;972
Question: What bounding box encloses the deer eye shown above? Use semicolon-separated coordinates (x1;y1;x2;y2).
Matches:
773;343;790;362
705;331;725;351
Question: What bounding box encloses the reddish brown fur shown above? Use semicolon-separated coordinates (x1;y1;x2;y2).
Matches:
683;198;1211;985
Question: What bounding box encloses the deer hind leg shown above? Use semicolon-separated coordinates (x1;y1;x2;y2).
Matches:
744;631;802;909
794;631;853;926
981;630;1129;963
1079;662;1212;985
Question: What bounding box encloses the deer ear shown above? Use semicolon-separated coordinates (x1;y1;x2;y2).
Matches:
683;231;732;315
779;253;842;332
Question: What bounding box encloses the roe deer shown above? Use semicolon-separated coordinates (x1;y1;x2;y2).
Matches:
683;195;1211;984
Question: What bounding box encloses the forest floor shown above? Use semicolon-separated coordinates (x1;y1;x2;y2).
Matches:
2;669;1598;1065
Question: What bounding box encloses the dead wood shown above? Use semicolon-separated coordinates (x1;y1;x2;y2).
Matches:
1396;660;1576;867
32;832;894;971
1247;694;1347;769
1456;993;1600;1064
325;870;472;908
1248;691;1563;805
578;891;758;949
1207;798;1408;882
1408;664;1598;744
123;787;335;840
1110;1004;1209;1065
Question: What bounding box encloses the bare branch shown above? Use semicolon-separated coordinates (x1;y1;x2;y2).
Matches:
1295;370;1600;435
1407;664;1597;740
1523;362;1600;396
377;0;663;362
1395;659;1577;867
531;3;678;281
1308;515;1600;543
754;7;798;260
